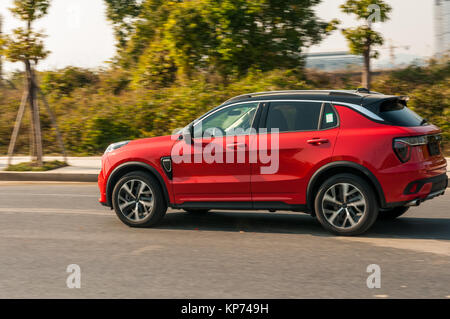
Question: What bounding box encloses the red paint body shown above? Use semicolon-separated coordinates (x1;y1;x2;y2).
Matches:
98;104;447;209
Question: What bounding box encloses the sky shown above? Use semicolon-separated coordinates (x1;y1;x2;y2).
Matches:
0;0;436;73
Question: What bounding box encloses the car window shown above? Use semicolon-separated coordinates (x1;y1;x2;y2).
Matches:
378;100;425;127
266;101;322;132
194;102;258;137
320;103;338;129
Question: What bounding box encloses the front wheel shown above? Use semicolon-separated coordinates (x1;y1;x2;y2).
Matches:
112;171;167;227
314;174;378;236
378;206;409;220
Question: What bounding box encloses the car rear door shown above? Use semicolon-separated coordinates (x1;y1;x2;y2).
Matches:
250;101;340;206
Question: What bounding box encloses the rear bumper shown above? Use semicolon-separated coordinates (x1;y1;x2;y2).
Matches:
385;173;447;208
403;174;448;195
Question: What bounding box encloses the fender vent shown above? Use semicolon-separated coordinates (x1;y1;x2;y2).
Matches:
161;157;172;179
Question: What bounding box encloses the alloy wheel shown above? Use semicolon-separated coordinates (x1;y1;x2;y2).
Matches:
117;179;154;222
321;182;367;229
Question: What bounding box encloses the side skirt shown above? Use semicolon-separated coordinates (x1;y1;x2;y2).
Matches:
171;201;308;212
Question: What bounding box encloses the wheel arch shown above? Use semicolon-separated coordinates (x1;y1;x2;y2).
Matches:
106;161;170;207
306;161;386;212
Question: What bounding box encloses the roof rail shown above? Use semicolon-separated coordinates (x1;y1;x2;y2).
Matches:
224;89;381;104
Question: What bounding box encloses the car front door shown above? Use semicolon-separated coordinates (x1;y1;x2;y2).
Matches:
171;102;260;204
251;101;340;206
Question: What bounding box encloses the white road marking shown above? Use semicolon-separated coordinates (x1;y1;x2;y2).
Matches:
0;193;100;198
0;207;112;216
338;237;450;257
0;193;98;198
0;181;96;186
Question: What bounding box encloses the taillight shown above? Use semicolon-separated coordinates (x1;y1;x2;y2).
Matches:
393;136;427;163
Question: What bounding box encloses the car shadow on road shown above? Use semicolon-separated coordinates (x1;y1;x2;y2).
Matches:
157;210;450;240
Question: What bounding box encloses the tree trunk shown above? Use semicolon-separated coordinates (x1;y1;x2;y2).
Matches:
362;47;371;91
25;60;43;166
7;90;29;166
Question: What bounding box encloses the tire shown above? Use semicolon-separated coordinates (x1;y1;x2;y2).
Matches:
378;206;409;220
183;209;210;214
314;173;379;236
112;171;167;227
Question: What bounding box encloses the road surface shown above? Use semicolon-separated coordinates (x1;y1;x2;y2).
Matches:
0;182;448;298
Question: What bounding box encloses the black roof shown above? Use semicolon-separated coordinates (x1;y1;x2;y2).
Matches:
221;90;406;109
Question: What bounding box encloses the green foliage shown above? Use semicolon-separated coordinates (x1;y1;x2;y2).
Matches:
1;28;49;64
340;0;391;57
10;0;50;22
5;160;67;171
342;26;383;58
41;67;99;96
104;0;141;50
105;0;336;86
340;0;391;22
132;38;177;89
1;0;50;64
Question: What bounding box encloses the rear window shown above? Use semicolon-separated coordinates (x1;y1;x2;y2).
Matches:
379;100;425;127
266;101;322;132
320;103;338;129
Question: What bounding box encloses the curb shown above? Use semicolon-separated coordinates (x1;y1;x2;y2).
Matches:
0;171;98;183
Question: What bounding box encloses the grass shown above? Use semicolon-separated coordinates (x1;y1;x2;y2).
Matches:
5;160;68;172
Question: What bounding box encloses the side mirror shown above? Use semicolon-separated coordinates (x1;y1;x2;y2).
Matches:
182;124;193;144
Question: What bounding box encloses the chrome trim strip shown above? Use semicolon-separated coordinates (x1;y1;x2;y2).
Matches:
332;102;384;121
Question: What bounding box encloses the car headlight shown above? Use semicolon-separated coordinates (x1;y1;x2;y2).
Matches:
104;141;130;154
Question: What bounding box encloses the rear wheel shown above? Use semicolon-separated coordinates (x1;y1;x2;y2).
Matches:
112;171;167;227
183;209;210;214
314;174;378;236
378;206;409;220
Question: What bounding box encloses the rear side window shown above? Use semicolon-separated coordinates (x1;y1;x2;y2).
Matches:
378;100;425;127
266;101;322;132
320;103;338;129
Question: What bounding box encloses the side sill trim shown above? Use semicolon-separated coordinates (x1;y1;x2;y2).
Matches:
172;201;307;212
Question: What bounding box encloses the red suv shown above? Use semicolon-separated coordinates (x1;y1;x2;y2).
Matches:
98;90;447;235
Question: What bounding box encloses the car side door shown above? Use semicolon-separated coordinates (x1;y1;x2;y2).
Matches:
171;102;260;204
251;101;340;206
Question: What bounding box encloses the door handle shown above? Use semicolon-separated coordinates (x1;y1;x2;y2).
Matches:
226;143;247;150
307;138;329;145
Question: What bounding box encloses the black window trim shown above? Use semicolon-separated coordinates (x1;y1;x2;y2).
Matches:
319;103;340;131
259;101;340;134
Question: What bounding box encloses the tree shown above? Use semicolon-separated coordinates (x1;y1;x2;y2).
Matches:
104;0;141;51
105;0;338;85
0;0;55;166
340;0;391;90
0;14;3;84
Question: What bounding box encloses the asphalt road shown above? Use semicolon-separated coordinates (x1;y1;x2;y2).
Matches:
0;182;448;299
